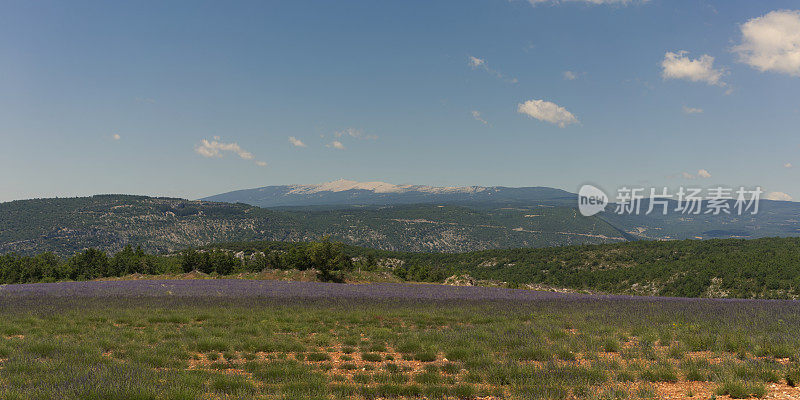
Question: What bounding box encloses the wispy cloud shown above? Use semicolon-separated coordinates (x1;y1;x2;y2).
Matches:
326;141;346;150
677;169;712;179
255;161;267;167
334;128;377;140
733;10;800;77
288;136;307;147
662;51;726;86
682;106;704;114
195;138;253;160
468;55;518;83
194;137;266;167
471;110;489;125
563;70;578;80
517;99;578;128
468;56;485;68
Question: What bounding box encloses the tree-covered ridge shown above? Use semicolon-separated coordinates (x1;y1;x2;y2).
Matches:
205;237;800;299
4;195;800;258
0;195;280;255
386;237;800;299
2;237;799;300
0;238;362;285
0;195;626;255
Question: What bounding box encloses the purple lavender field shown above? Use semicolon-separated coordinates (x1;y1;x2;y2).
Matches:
0;279;607;301
2;278;789;304
1;279;800;399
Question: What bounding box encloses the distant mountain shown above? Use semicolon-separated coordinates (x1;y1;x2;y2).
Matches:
600;197;800;241
201;179;576;208
2;187;799;257
0;195;626;256
201;180;800;242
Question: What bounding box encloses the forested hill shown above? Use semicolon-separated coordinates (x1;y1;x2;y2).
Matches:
0;195;627;256
2;237;799;299
3;194;800;258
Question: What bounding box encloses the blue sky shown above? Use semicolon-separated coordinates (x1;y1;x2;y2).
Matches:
1;0;799;202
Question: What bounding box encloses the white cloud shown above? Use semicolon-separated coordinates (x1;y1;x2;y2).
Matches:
288;136;307;147
195;139;254;160
766;191;793;201
517;99;578;128
662;51;726;86
733;10;800;77
194;138;264;167
563;71;577;80
468;56;485;68
471;110;488;125
327;141;345;150
682;106;704;114
697;169;712;178
679;169;712;179
334;128;377;140
112;133;121;140
785;162;793;168
468;55;518;83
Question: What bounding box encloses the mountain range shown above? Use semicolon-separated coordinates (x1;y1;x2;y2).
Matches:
201;179;575;207
0;179;798;256
203;179;800;238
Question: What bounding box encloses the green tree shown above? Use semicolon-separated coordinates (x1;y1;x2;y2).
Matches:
209;251;240;275
180;249;206;273
111;245;137;275
66;249;110;280
308;237;352;282
32;252;60;282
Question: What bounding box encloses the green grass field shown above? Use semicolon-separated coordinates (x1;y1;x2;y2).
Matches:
1;281;800;399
